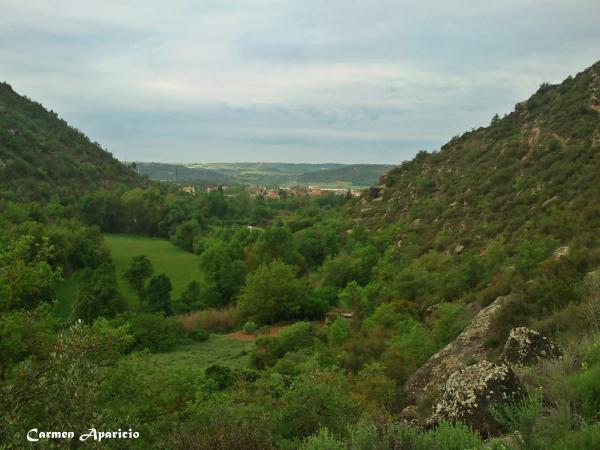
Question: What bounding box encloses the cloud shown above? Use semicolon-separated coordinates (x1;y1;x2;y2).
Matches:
0;0;599;163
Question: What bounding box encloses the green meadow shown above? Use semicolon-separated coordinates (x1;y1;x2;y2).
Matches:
147;335;253;372
56;234;205;315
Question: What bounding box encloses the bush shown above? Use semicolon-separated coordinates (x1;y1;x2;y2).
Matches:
205;364;234;390
252;322;315;369
175;394;274;450
328;317;352;346
300;428;345;450
243;321;258;334
190;329;209;342
491;390;543;447
111;313;183;352
570;361;600;419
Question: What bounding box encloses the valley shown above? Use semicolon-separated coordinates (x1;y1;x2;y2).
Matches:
1;60;600;449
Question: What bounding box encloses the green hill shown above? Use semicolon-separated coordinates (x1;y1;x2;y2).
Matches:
136;161;392;187
297;164;394;186
360;60;600;251
135;162;234;185
0;82;142;201
346;60;600;340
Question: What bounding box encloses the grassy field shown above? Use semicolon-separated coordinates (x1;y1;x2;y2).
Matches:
105;233;204;304
148;335;253;370
55;233;205;315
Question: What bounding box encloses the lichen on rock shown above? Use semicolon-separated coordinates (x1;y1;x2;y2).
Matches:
428;361;523;436
502;327;562;366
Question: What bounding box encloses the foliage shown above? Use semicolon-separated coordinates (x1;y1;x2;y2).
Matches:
122;254;154;308
299;428;345;450
0;320;132;445
111;312;183;352
190;328;210;342
328;317;353;346
243;321;258;333
0;234;62;311
146;273;174;315
73;263;125;323
237;260;309;324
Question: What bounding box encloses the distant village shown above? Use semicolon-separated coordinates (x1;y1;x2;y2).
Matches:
180;184;362;199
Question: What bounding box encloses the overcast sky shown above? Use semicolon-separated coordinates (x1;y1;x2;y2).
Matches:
1;1;599;164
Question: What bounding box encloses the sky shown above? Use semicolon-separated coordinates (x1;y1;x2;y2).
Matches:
1;1;599;164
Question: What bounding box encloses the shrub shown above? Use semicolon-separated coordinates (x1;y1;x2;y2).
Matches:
252;322;315;369
205;364;234;390
112;312;183;352
174;394;274;450
190;329;209;342
243;321;258;334
430;303;469;347
421;421;483;450
490;390;543;447
277;370;357;439
300;428;345;450
570;361;600;419
328;317;352;346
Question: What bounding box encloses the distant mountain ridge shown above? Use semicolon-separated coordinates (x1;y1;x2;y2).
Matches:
0;83;142;201
136;161;394;187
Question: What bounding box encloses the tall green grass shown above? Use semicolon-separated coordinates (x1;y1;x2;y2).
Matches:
55;233;205;315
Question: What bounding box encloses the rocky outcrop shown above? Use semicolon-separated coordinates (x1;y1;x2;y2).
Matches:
428;361;523;436
398;405;420;426
405;295;513;404
552;246;570;260
502;327;562;366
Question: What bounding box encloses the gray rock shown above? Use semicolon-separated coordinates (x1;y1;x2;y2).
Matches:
399;405;420;426
502;327;561;366
405;295;513;404
429;361;523;436
552;246;570;260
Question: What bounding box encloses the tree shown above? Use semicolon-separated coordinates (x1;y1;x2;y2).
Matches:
328;317;352;346
122;255;154;309
177;280;205;313
171;219;202;251
1;321;132;444
73;264;126;323
146;273;173;315
0;235;61;312
237;260;308;324
200;242;246;307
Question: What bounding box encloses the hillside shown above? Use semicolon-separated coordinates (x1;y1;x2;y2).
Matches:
136;161;392;187
297;164;394;186
0;83;142;201
135;162;234;184
359;60;600;255
339;60;600;351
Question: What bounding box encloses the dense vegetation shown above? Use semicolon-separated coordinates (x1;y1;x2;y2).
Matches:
1;61;600;449
0;83;143;202
296;164;395;186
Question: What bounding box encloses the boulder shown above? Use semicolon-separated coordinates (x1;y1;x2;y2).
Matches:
429;361;523;436
502;327;561;366
552;246;570;260
405;295;513;404
399;405;420;426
